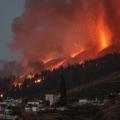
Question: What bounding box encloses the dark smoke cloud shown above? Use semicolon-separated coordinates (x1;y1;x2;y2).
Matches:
11;0;120;71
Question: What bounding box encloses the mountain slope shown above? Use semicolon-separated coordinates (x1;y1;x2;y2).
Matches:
69;71;120;99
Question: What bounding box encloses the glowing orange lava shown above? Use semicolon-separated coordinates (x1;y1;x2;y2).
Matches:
42;57;53;64
71;48;84;58
99;23;111;50
49;60;66;70
97;11;112;51
41;54;59;65
100;30;108;49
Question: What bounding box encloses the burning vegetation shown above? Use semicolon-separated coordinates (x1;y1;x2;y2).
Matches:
2;53;120;98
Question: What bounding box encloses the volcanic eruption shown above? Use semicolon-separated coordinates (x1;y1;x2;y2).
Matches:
11;0;120;72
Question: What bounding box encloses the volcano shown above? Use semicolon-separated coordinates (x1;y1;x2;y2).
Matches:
10;0;120;72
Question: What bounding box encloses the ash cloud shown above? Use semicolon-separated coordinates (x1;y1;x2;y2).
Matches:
11;0;120;71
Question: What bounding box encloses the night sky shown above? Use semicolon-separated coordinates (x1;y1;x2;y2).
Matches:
0;0;24;61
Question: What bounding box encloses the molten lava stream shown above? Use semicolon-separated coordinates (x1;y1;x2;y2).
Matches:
99;28;110;50
98;20;112;51
49;60;66;70
71;48;84;58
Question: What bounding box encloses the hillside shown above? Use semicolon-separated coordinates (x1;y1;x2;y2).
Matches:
95;101;120;120
2;53;120;98
69;71;120;99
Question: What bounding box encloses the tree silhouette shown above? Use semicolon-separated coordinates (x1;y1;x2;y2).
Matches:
59;74;67;106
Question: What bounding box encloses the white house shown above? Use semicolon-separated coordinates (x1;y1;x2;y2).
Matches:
78;99;88;105
45;94;58;106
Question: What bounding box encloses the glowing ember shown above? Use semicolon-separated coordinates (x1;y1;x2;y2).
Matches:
34;79;42;84
26;73;35;79
13;81;22;88
0;93;4;98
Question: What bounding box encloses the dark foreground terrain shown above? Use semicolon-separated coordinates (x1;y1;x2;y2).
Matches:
21;105;100;120
22;111;95;120
21;101;120;120
96;101;120;120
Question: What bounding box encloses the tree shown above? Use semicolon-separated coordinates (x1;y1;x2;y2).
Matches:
59;74;67;106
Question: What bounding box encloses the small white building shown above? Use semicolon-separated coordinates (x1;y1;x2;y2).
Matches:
27;102;39;106
78;99;88;105
4;97;16;107
56;107;67;111
45;94;58;106
25;102;40;112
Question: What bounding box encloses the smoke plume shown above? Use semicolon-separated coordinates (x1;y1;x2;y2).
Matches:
11;0;120;71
